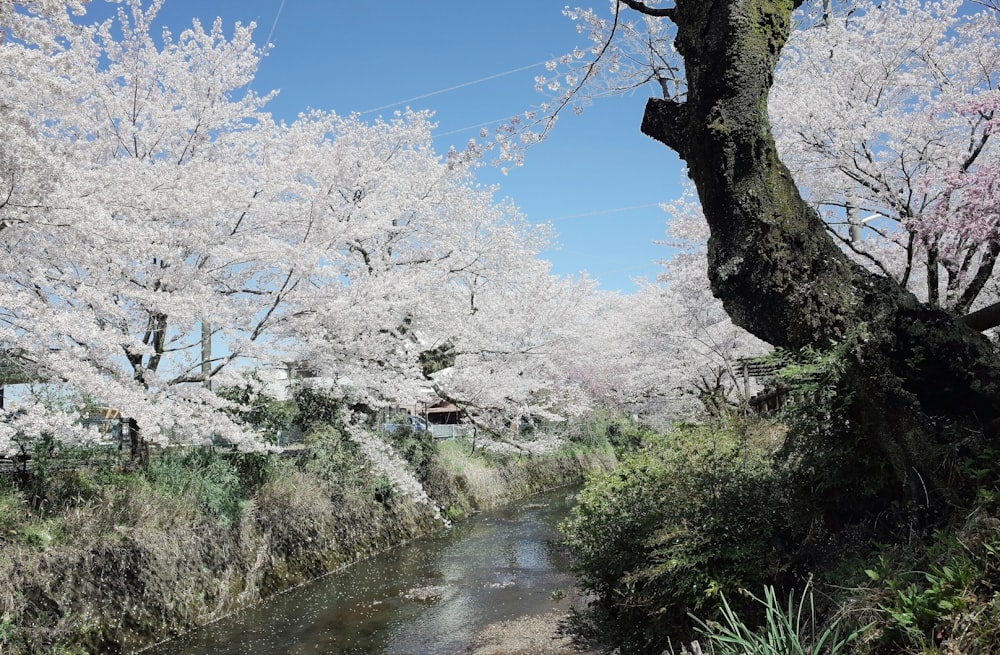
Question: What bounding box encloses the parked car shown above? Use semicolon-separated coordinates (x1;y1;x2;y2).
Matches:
381;414;430;434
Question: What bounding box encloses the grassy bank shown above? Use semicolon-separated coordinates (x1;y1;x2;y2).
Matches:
561;414;1000;654
0;431;616;654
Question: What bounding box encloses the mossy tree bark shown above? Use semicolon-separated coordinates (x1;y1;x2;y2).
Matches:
631;0;1000;517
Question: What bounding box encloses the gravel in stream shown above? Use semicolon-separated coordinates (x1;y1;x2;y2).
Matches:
462;607;602;655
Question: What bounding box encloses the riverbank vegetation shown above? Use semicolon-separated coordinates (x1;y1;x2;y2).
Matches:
562;353;1000;655
529;1;1000;652
0;387;618;655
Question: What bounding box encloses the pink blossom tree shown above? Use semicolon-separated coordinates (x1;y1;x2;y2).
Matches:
771;0;1000;315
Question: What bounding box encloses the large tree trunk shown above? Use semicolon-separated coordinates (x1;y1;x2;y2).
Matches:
637;0;1000;516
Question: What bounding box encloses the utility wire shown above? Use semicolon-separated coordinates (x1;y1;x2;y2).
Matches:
437;116;510;138
359;60;548;115
543;203;663;222
265;0;286;45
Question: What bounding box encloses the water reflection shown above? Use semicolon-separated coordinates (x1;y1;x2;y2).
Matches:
144;490;578;655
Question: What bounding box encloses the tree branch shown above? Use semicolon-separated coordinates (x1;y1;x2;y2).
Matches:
641;97;688;157
964;300;1000;332
617;0;675;18
956;242;1000;315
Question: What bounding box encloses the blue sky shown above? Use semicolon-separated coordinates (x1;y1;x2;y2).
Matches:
82;1;688;292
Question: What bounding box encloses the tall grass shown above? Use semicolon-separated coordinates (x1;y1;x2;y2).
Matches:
689;585;863;655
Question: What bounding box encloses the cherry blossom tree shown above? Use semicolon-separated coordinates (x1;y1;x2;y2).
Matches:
2;0;277;448
0;0;595;460
558;179;769;425
422;252;596;440
0;0;87;46
527;0;1000;515
771;0;1000;314
938;91;1000;329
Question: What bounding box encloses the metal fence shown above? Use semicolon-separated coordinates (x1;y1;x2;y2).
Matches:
428;424;470;440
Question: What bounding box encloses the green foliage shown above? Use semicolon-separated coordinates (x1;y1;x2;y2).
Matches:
767;333;913;527
18;432;58;511
228;450;278;495
562;421;798;652
1;466;107;548
217;383;298;443
143;449;246;526
957;445;1000;509
296;426;373;492
0;618;17;646
382;422;437;482
291;385;349;432
18;520;63;549
850;526;1000;654
373;474;395;503
11;434;125;514
419;341;456;377
691;585;863;655
0;480;28;534
568;407;652;453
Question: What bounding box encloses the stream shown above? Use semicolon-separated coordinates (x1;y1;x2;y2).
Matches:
143;486;583;655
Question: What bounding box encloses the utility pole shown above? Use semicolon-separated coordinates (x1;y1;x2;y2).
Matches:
847;198;862;243
201;321;212;391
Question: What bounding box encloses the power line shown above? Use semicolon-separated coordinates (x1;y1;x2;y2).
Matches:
259;7;544;140
542;203;663;222
436;116;510;138
265;0;286;46
358;60;549;115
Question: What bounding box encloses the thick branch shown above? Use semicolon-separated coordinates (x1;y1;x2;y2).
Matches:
618;0;675;18
964;300;1000;332
641;97;689;157
955;242;1000;315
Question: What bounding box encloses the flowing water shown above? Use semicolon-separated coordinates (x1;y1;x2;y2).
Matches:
144;486;582;655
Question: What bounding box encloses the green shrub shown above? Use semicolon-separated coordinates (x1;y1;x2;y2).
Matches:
562;421;800;653
566;407;650;453
0;618;18;646
229;450;278;494
0;480;29;534
143;449;246;526
19;520;63;549
10;433;126;514
217;382;298;442
842;523;1000;654
382;423;437;483
296;426;374;494
292;385;349;432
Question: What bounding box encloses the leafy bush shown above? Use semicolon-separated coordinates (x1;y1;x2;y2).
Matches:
0;618;17;648
11;434;122;514
381;422;437;483
296;426;373;494
842;522;1000;654
0;480;28;534
291;385;349;433
566;407;651;453
217;382;299;446
143;449;246;526
229;450;278;495
562;421;800;653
